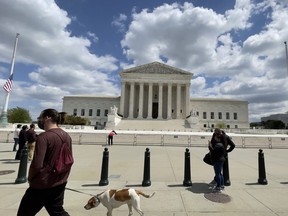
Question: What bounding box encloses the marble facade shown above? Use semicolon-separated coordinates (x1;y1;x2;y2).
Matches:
119;62;192;119
62;62;249;129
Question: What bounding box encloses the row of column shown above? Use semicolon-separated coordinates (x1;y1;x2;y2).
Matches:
120;81;190;119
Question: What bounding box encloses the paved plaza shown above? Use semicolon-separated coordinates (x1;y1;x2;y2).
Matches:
1;142;288;216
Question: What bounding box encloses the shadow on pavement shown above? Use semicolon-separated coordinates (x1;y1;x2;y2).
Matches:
185;182;211;194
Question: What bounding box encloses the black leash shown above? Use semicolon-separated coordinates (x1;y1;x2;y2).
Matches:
66;187;94;196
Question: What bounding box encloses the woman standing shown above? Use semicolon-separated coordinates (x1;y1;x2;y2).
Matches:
209;128;227;192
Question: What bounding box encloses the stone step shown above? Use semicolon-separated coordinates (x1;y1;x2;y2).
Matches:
109;119;190;131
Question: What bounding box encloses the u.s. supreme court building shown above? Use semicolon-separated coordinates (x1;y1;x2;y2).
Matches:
62;62;249;130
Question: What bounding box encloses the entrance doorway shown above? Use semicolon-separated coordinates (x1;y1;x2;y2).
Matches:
152;103;158;119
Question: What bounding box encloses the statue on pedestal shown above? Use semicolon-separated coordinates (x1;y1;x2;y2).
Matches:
110;105;118;115
190;109;197;116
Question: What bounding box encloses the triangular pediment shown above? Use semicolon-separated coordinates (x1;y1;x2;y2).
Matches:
120;62;192;75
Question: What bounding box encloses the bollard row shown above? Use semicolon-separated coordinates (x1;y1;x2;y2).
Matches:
96;147;269;187
15;146;269;187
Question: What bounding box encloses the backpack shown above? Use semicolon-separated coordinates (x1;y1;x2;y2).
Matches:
50;131;74;174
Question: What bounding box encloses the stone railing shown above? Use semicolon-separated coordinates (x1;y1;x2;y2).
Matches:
1;129;287;149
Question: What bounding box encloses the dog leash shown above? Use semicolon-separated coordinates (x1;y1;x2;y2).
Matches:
66;187;94;196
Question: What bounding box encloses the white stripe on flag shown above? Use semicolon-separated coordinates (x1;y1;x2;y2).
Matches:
3;79;13;93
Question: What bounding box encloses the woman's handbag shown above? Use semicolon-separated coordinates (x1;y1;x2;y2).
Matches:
203;152;213;165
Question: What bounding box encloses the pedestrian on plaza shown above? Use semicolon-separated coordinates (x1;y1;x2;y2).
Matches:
26;123;37;161
108;130;117;145
15;125;28;160
209;128;227;192
17;109;73;216
13;124;22;151
207;128;236;185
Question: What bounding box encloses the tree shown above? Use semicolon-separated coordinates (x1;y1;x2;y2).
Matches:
64;115;91;125
262;120;285;129
216;122;226;129
8;107;32;123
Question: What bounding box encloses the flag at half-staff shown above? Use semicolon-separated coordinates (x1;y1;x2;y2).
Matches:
0;33;20;127
3;74;14;93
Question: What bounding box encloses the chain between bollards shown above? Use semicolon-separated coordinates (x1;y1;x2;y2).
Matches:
99;147;109;186
183;148;192;186
15;145;28;184
142;148;151;187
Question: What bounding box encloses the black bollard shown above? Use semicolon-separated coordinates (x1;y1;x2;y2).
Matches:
223;154;231;186
99;147;109;186
183;148;192;186
258;149;268;185
142;148;151;187
15;145;28;184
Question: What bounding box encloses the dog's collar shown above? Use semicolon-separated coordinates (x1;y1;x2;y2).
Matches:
95;195;101;203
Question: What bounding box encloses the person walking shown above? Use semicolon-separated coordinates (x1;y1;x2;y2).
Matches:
26;123;37;161
13;124;22;151
17;109;73;216
108;130;117;145
15;125;28;160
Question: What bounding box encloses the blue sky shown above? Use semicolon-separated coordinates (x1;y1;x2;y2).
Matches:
0;0;288;122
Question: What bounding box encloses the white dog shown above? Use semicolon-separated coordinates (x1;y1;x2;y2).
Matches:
84;188;155;216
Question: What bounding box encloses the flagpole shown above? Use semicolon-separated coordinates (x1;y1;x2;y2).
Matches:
0;33;20;127
285;41;288;75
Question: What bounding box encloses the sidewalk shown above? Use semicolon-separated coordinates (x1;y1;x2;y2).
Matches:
0;142;288;216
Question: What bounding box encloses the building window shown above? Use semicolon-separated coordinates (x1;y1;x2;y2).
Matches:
211;112;214;119
234;112;238;120
204;124;207;128
89;109;93;116
73;109;77;116
104;109;108;116
218;112;222;119
235;125;238;129
227;125;230;129
81;109;85;116
203;112;207;119
226;112;230;120
97;109;100;116
196;111;199;116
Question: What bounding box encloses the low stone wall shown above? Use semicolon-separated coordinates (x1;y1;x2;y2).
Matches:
1;129;287;149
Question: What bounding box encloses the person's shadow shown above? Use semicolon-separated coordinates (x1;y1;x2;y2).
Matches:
185;182;232;203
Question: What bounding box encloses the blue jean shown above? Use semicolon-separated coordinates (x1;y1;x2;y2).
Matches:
213;161;224;188
13;138;19;151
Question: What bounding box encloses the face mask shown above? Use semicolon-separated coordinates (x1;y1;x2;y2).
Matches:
37;119;44;130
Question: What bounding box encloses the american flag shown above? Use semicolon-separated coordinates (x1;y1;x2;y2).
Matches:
3;74;13;93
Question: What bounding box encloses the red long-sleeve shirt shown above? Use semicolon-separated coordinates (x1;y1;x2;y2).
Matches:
28;128;73;189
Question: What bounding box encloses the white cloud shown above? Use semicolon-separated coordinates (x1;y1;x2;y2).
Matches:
0;0;120;119
1;0;288;123
112;13;128;33
121;0;288;122
87;31;99;43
